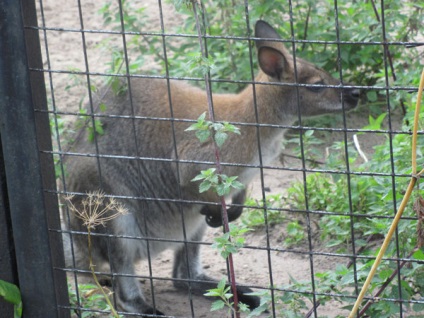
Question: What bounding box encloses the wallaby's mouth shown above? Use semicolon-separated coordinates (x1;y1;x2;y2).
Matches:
343;88;361;109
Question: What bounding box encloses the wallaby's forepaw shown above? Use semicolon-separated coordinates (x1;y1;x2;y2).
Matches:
201;190;246;228
201;205;244;228
233;285;260;310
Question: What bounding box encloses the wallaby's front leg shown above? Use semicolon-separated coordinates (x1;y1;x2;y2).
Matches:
200;189;247;227
172;224;260;310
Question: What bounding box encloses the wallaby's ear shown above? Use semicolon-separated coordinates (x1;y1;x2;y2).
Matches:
255;20;290;80
258;46;287;79
255;20;281;42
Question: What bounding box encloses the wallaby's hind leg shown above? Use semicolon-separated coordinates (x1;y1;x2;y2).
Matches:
108;238;165;316
172;225;260;310
62;230;115;286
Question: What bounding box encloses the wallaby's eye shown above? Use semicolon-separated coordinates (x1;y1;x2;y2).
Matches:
307;81;325;92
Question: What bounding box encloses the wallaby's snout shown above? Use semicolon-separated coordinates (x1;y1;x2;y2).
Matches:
343;87;361;109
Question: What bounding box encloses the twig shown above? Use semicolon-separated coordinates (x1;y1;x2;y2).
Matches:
87;227;120;318
353;134;368;163
190;1;241;316
348;68;424;317
370;0;406;115
358;249;417;317
279;152;326;166
300;4;312;52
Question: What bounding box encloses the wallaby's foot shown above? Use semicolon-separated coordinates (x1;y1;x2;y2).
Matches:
122;309;165;318
232;284;260;310
140;307;165;317
118;302;165;317
115;276;165;317
98;277;112;287
173;273;260;310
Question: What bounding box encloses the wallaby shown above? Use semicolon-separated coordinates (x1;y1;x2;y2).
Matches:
62;20;359;316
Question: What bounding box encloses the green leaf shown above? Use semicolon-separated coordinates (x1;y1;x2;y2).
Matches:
223;122;240;134
362;113;387;131
204;290;222;297
238;301;250;313
366;90;378;102
94;120;104;135
247;302;269;317
210;299;226;311
216;183;230;196
217;278;226;290
99;102;107;112
198;112;207;122
0;280;23;318
195;130;211;143
186;112;212;143
413;302;424;312
199;180;212;193
211;123;224;131
185;123;200;131
413;248;424;261
191;168;216;182
304;130;314;137
214;131;228;147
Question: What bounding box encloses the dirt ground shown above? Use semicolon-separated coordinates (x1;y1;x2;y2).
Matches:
36;1;408;317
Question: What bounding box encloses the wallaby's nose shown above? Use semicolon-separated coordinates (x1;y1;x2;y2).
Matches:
343;87;361;106
350;89;361;99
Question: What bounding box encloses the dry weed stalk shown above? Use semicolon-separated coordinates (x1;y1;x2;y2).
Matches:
349;69;424;317
64;191;128;318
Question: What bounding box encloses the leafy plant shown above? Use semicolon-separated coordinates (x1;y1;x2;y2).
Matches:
167;0;422;96
75;109;105;143
212;223;251;259
68;283;123;318
185;112;241;147
284;130;326;169
187;108;250;316
241;194;287;228
284;221;305;247
274;95;424;316
187;112;244;199
192;168;244;196
242;194;305;247
204;278;250;314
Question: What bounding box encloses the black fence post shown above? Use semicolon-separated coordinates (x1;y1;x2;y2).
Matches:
0;143;18;318
0;0;69;317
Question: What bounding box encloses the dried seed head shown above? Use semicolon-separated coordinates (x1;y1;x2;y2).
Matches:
63;191;128;229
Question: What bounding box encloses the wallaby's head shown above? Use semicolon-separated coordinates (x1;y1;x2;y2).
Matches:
254;20;359;118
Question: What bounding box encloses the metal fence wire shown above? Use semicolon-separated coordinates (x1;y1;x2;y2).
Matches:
3;0;424;317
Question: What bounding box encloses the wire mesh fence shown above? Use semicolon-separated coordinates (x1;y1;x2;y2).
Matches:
11;0;424;317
